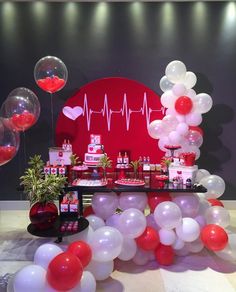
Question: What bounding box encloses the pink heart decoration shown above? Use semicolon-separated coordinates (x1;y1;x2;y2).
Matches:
62;106;83;120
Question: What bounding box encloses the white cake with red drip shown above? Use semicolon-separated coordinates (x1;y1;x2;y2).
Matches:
84;134;104;165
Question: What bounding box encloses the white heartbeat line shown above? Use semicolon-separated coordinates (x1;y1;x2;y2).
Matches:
81;92;165;131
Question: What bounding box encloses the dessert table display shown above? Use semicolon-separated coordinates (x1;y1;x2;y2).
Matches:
1;59;236;292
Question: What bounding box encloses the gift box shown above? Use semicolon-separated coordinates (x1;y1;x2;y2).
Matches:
50;167;58;175
49;147;72;166
43;166;51;175
168;164;198;185
58;166;66;175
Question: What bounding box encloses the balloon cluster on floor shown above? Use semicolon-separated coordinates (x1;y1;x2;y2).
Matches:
10;187;235;292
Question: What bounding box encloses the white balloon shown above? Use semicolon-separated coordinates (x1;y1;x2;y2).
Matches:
195;169;210;183
34;244;63;270
154;201;182;230
90;226;123;262
159;75;174;92
172;194;200;218
165;60;187;83
194;215;207;228
194;93;213;114
132;248;150;265
69;271;96;292
185;129;203;148
159;228;176;245
160;90;177;109
214;233;236;262
175;217;200;242
106;213;121;228
172;83;187;96
185;112;202;126
92;192;119;220
185;237;204;253
66;226;94;244
187;89;197;99
148;119;165;139
205;206;230;228
158;136;171;152
199;175;226;199
117;208;147;239
176;122;189;135
13;265;46;292
118;237;137;261
174;246;190;257
183;71;197;89
162;115;178;132
172;237;185;250
119;192;147;211
168;130;182;144
87;215;105;231
197;197;211;216
146;213;161;231
86;260;114;281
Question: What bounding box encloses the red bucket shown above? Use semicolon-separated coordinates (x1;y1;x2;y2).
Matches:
181;152;196;166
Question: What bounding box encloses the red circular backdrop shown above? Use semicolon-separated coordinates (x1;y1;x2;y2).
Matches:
56;77;164;165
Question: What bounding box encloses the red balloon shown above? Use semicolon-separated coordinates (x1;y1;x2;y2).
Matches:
148;192;172;213
208;199;224;208
67;241;92;268
0;146;17;165
136;226;160;250
175;96;193;115
189;126;204;137
37;76;66;93
155;244;174;266
10;110;36;131
201;224;228;251
83;205;94;217
47;252;83;291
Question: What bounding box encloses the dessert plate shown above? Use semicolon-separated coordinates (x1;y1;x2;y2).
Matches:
114;178;145;186
72;179;107;187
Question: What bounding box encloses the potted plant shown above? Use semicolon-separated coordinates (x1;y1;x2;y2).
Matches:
68;153;80;183
160;156;172;177
130;160;141;179
99;154;112;180
20;155;67;230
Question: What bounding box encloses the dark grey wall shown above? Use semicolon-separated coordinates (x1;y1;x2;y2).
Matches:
0;2;235;200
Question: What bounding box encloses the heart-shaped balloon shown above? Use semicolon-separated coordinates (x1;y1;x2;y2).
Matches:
62;106;83;120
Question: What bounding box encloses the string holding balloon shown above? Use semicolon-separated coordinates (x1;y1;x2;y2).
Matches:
0;88;40;165
34;56;68;146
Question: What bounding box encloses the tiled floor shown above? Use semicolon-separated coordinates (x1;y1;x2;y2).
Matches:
0;209;236;292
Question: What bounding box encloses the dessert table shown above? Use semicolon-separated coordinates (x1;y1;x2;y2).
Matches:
65;171;207;216
27;171;207;242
